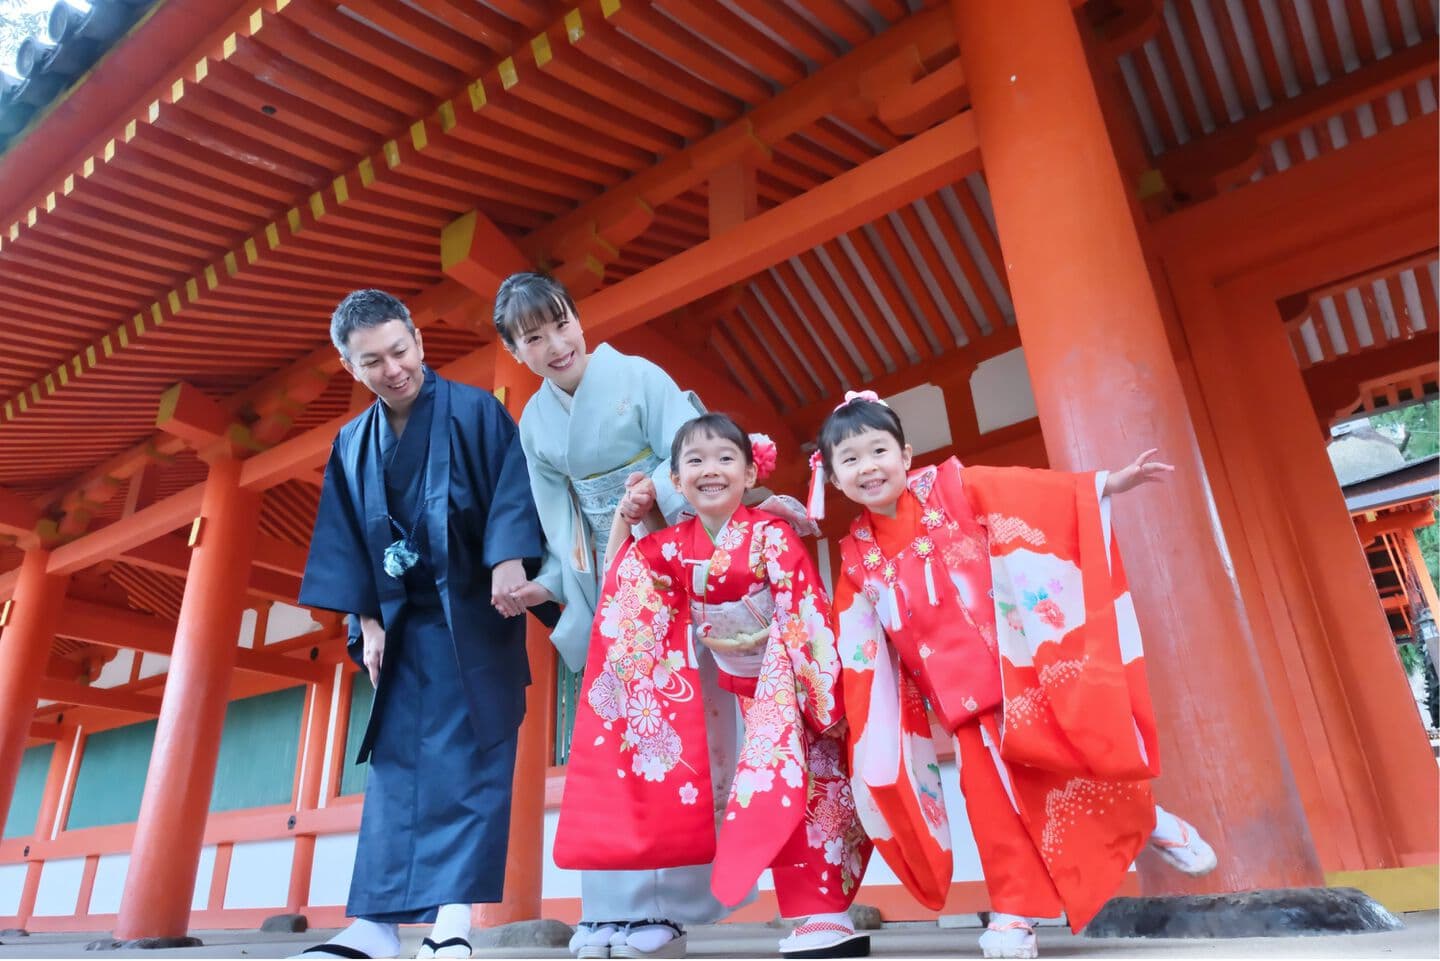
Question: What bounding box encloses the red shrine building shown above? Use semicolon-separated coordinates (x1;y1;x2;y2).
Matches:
0;0;1435;938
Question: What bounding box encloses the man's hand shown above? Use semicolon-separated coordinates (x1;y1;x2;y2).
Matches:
491;558;529;617
360;615;386;688
618;471;657;525
1103;449;1175;496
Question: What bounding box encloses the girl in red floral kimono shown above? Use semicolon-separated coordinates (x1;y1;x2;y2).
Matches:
813;393;1216;960
555;413;873;959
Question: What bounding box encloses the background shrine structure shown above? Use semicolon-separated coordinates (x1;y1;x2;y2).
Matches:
0;0;1435;940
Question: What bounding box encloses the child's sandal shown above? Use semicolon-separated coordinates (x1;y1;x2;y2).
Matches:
978;916;1037;960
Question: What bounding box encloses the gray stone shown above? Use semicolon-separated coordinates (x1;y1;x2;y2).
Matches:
261;913;308;933
938;913;984;928
848;904;883;930
471;918;574;948
85;936;204;950
1083;887;1403;939
0;928;27;937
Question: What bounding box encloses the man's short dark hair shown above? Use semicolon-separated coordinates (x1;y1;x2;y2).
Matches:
331;289;414;357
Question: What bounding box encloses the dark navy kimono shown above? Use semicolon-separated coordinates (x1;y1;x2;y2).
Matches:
299;369;546;922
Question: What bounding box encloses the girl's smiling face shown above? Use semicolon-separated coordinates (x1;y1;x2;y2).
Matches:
828;427;912;517
673;430;756;531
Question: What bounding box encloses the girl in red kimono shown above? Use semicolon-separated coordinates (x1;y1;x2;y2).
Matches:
555;413;872;959
813;393;1216;960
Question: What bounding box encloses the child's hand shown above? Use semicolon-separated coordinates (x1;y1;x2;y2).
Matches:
1103;449;1174;496
618;472;657;524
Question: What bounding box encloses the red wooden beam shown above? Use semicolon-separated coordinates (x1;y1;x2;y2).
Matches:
580;112;981;342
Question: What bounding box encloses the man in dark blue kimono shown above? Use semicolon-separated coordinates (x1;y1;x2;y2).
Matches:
295;289;547;960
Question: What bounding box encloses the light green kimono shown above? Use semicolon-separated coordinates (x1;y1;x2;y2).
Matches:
518;343;704;671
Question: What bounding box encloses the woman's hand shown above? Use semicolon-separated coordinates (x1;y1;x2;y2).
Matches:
1103;449;1175;496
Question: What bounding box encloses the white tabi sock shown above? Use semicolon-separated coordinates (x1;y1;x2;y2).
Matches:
418;903;472;958
332;919;401;959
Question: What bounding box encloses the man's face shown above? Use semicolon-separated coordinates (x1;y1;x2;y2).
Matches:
342;319;425;411
507;307;588;393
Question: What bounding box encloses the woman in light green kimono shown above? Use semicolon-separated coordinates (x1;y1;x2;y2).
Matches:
497;272;736;960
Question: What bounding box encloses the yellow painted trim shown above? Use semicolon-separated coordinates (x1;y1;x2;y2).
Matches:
102;139;115;162
384;140;401;168
409;120;428;151
532;33;553;68
265;222;281;250
194;57;208;82
85;346;97;368
165;292;180;317
101;336;114;358
204;265;219;290
57;365;68;387
146;100;159;124
467;79;486;110
309;191;325;219
16;394;26;413
437;101;456;134
564;9;584;43
25;208;36;227
358;157;376;187
44;193;55;212
82;157;94;178
171;77;185;103
249;8;263;33
124;119;137;142
498;57;519;90
43;375;55;395
600;0;620;17
222;33;238;58
286;208;302;234
1326;866;1439;913
186;278;199;303
3;402;12;421
333;174;349;204
224;252;239;276
62;175;74;196
244;237;259;264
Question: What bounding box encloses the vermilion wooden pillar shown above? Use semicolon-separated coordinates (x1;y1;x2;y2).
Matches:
1211;288;1439;866
0;549;69;830
950;0;1324;893
116;456;260;939
475;352;552;926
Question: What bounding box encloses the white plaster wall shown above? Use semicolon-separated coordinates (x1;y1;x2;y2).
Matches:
93;650;134;689
309;833;358;907
192;845;217;911
137;654;170;680
223;839;294;909
238;609;259;649
87;853;129;914
971;348;1038;434
885;382;952;456
266;602;322;645
0;863;26;916
32;857;85;916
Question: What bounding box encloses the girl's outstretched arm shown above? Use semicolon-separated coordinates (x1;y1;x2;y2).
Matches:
1102;448;1174;496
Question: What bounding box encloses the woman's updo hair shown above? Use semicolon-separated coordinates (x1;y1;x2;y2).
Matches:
816;398;906;477
670;412;753;468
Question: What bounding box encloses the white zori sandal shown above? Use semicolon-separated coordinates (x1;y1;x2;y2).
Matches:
978;915;1037;960
1148;808;1219;877
778;919;871;959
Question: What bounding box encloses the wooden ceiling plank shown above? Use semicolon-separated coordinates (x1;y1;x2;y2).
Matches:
844;225;940;360
772;259;862;388
724;300;805;411
727;0;843;66
892;203;984;343
795;247;888;378
538;54;713;141
732;296;810;409
801;0;876;47
608;3;775;103
751;271;838;396
253;17;432;116
915;194;1005;333
819;237;909;372
570;12;744;119
282;1;465;96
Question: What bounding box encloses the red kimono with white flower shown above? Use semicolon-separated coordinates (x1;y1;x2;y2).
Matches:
555;505;871;916
837;458;1159;930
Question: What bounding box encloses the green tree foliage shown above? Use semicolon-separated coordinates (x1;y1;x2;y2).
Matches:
1371;399;1439;591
